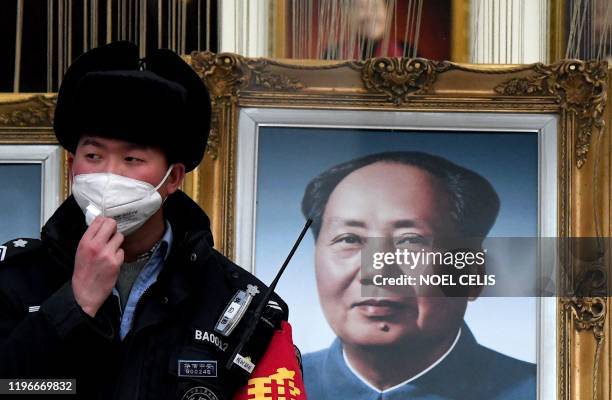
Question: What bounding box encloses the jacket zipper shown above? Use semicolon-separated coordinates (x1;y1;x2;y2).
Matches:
112;284;155;400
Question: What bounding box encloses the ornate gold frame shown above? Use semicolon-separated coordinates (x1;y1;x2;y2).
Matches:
549;0;567;62
186;54;609;400
0;56;609;399
0;94;69;198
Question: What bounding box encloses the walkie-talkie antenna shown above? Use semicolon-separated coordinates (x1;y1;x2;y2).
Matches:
226;218;313;370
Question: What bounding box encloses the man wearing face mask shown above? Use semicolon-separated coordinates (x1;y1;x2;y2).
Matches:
0;42;297;400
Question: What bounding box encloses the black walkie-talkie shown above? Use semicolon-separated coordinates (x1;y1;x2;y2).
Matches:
225;218;313;370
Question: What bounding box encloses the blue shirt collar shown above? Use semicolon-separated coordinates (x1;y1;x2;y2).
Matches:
113;220;173;340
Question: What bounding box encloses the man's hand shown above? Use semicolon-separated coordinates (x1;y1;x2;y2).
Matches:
72;217;124;317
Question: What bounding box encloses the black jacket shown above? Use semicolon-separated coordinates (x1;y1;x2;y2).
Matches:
0;191;288;400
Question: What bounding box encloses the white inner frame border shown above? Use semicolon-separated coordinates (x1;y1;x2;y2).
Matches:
0;145;63;228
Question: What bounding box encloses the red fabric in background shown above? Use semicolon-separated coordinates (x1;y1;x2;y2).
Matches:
415;0;451;60
288;0;452;60
234;321;307;400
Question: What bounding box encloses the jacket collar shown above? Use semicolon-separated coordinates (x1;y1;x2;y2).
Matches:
40;190;214;271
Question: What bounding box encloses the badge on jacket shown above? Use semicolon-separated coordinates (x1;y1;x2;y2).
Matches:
214;284;260;337
178;360;217;378
181;386;219;400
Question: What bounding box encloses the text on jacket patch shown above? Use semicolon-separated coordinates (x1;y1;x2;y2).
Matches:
194;329;229;352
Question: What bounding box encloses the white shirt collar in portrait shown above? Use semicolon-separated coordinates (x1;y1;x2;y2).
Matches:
342;328;462;394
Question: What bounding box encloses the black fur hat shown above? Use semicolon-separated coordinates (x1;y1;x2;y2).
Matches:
54;41;211;172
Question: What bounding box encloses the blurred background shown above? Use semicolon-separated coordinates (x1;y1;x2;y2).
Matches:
1;0;610;92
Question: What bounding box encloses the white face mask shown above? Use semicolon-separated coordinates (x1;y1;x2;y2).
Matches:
71;165;174;235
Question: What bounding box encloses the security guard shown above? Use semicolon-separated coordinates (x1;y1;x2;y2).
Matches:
0;42;288;400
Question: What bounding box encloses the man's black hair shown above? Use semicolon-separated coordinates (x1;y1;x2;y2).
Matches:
301;151;500;240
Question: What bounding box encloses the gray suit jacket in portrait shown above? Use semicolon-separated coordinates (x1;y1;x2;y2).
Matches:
303;324;536;400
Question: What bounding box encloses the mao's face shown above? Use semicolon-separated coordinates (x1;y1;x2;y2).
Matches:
314;162;469;348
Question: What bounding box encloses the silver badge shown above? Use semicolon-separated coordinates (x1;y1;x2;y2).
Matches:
181;386;219;400
246;284;260;296
178;360;217;378
214;284;260;337
12;239;27;248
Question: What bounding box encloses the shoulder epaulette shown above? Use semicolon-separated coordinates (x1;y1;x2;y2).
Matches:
0;238;43;265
